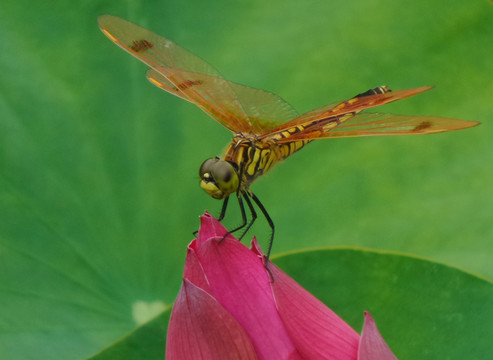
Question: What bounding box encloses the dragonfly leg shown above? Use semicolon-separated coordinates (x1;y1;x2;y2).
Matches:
219;192;248;242
249;191;275;263
237;192;257;241
217;196;230;221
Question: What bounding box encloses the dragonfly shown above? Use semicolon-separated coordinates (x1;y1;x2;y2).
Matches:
98;15;479;260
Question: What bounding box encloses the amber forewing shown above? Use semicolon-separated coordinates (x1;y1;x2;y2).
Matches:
98;15;296;134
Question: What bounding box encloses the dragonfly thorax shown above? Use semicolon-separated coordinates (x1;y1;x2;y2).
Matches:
199;157;240;199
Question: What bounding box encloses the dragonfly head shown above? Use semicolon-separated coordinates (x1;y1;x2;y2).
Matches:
199;157;239;200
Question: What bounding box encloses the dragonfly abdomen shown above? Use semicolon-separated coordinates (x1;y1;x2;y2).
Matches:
274;138;311;161
270;124;312;161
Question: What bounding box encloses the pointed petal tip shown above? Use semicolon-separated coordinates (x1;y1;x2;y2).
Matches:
198;211;214;227
250;237;265;257
197;211;229;243
358;311;398;360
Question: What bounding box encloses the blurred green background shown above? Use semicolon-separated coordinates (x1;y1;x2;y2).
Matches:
1;0;492;359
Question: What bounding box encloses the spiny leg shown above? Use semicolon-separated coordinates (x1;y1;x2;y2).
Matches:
249;191;275;262
217;196;230;221
237;192;257;241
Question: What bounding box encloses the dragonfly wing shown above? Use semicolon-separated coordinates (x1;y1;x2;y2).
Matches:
145;68;194;103
225;80;299;132
262;86;432;137
99;15;296;134
277;113;480;141
99;15;252;133
146;69;299;133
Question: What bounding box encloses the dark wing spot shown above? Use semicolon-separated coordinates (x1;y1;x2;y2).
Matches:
413;121;432;132
177;79;204;90
130;39;154;52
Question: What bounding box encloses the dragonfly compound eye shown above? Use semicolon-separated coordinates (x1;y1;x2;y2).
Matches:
199;158;239;199
199;158;216;182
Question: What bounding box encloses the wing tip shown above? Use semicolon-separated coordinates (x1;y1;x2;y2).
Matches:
97;14;114;28
423;117;481;133
467;120;481;128
407;85;433;96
